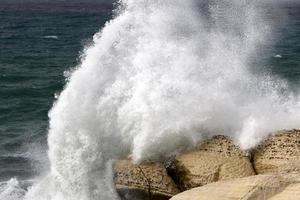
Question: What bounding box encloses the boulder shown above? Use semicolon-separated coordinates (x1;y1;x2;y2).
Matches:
170;174;292;200
253;129;300;174
269;183;300;200
114;160;180;200
173;135;255;190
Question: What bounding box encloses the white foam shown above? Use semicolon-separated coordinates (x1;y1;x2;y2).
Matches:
43;36;58;39
10;0;300;199
0;179;27;200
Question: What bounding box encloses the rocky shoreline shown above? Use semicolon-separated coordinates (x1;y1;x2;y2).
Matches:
114;130;300;200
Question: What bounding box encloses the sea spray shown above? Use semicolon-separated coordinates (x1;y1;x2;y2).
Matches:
22;0;300;199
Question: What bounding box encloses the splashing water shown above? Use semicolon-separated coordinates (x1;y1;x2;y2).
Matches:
5;0;300;199
0;179;26;200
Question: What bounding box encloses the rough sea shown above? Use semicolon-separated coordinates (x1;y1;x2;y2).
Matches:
0;2;113;181
0;1;300;199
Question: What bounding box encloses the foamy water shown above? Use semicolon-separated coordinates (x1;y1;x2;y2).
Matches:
2;0;300;199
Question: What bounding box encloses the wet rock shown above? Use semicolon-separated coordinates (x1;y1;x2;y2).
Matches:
170;174;290;200
114;160;180;200
269;182;300;200
254;130;300;174
173;135;255;190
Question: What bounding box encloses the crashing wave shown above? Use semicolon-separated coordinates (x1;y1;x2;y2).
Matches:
3;0;300;200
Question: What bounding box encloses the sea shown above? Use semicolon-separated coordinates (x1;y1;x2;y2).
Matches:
0;1;300;199
0;1;113;181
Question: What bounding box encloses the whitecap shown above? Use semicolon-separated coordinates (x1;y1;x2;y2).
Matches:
0;178;33;200
274;54;282;58
43;35;58;39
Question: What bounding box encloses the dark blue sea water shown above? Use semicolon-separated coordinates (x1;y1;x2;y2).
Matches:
0;3;113;180
0;2;299;182
270;4;300;89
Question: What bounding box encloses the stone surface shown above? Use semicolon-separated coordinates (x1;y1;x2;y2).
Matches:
269;183;300;200
173;135;255;190
170;174;291;200
114;160;180;200
254;129;300;174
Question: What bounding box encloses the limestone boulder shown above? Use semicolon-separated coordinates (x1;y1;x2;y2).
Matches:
173;135;255;190
253;129;300;174
269;183;300;200
114;160;180;200
170;174;291;200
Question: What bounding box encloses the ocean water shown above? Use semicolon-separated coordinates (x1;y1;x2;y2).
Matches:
270;3;300;90
0;1;300;200
0;5;113;181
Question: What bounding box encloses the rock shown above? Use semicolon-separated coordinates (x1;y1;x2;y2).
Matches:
170;174;291;200
253;129;300;174
269;183;300;200
114;160;180;200
173;135;255;190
